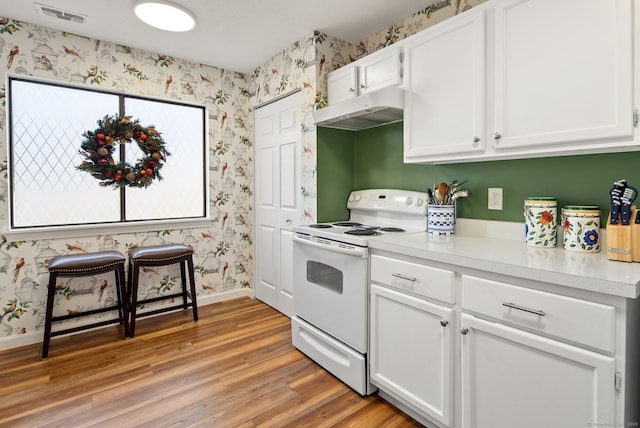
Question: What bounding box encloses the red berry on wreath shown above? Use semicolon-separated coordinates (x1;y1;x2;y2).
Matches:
97;133;105;140
149;160;157;168
98;159;108;165
145;168;153;175
140;133;147;140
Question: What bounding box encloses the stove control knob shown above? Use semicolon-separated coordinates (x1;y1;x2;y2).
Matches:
354;194;361;202
405;196;413;205
415;198;424;207
348;194;355;202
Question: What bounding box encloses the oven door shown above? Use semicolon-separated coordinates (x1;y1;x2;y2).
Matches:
292;233;368;353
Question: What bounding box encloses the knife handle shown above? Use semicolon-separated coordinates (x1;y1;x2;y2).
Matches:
621;209;631;225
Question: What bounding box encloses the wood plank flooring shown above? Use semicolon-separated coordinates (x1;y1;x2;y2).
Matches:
0;297;424;427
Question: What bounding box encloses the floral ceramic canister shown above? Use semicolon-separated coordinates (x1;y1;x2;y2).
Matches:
524;197;557;247
562;206;600;253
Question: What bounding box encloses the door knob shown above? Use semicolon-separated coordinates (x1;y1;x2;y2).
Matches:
460;327;469;335
440;320;449;327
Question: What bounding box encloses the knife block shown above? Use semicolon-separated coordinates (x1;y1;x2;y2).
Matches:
607;205;639;262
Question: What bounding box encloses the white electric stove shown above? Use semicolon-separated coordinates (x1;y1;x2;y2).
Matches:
291;189;428;395
293;188;428;246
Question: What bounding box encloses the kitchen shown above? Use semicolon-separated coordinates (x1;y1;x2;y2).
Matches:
1;0;640;426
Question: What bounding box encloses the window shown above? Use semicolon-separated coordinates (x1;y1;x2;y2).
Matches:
7;76;208;233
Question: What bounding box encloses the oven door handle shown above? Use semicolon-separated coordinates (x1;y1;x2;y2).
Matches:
293;234;368;258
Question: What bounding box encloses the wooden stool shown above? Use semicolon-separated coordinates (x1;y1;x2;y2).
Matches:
127;244;198;337
43;251;129;359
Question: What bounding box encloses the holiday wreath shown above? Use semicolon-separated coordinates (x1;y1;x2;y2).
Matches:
77;114;171;189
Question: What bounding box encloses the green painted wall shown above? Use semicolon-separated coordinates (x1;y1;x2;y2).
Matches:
318;122;640;226
317;127;355;222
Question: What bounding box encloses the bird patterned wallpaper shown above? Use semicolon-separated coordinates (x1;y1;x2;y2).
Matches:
0;0;484;348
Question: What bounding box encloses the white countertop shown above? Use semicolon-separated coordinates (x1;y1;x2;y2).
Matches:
369;219;640;299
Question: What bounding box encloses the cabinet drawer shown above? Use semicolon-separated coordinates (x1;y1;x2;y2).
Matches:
371;254;455;304
462;275;615;353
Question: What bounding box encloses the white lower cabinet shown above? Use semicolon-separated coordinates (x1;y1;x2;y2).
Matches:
370;283;454;427
369;251;638;428
460;313;615;428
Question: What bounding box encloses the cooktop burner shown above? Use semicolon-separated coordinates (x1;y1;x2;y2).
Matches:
380;227;405;232
333;222;362;227
309;224;332;228
345;229;381;236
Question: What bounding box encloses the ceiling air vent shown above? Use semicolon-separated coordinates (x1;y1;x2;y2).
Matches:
34;2;87;24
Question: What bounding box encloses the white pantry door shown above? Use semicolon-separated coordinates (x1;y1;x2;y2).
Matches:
254;91;301;316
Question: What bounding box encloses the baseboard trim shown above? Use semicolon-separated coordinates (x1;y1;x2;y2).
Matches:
0;288;255;352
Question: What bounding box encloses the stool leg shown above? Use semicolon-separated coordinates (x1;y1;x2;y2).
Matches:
179;260;189;311
128;261;139;338
187;255;198;322
42;273;58;360
115;263;130;339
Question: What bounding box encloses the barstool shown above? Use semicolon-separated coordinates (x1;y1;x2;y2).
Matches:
43;251;129;359
127;243;198;337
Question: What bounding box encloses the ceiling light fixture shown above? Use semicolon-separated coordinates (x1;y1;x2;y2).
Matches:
134;0;196;32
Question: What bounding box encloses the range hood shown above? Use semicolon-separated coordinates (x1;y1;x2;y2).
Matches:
313;86;404;131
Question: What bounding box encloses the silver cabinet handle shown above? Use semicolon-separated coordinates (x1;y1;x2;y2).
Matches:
472;136;480;143
391;273;416;282
494;132;502;140
360;84;367;89
502;302;545;317
286;219;292;224
440;320;449;327
348;88;355;93
460;327;469;335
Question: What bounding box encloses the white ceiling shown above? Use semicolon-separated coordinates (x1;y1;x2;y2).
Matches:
1;0;437;73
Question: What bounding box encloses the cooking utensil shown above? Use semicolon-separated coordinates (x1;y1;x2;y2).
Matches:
438;182;448;204
609;179;626;224
620;184;637;225
427;188;434;204
451;189;470;203
429;179;469;205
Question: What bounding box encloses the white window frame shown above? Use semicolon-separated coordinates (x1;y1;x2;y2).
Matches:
4;74;210;240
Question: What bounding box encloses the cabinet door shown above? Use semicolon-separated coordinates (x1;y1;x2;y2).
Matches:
327;64;358;105
493;0;633;153
404;9;486;162
357;46;402;95
370;283;454;426
461;314;615;428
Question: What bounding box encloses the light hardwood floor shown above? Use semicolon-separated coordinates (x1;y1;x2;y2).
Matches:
0;297;424;427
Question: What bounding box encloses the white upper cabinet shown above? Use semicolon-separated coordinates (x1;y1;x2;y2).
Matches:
492;0;634;154
405;0;636;164
357;45;403;95
327;45;403;105
404;8;486;161
327;63;358;105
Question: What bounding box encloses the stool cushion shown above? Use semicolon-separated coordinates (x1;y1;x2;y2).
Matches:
128;243;193;262
48;251;125;272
